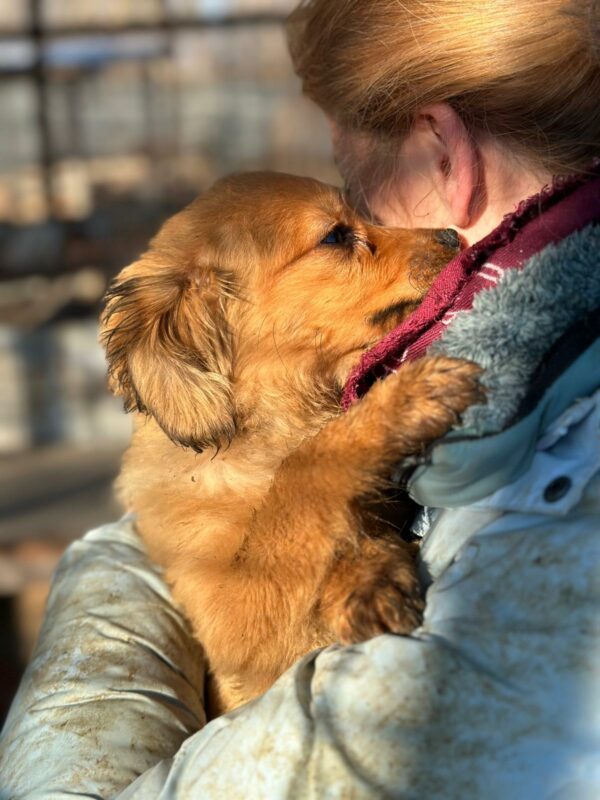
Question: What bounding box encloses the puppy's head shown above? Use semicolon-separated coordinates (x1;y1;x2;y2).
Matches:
101;172;459;451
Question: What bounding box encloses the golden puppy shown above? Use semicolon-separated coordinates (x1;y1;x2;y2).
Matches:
101;172;481;714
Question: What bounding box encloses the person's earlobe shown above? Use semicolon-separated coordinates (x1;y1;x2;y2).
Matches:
422;103;480;228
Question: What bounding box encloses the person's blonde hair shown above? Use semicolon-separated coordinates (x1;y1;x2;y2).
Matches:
288;0;600;175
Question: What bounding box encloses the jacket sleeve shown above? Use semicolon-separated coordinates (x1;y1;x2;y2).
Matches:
0;517;206;800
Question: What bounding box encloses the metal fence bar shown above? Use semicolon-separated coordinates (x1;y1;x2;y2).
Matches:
29;0;54;216
0;13;287;43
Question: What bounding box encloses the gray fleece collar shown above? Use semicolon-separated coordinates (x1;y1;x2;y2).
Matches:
431;224;600;436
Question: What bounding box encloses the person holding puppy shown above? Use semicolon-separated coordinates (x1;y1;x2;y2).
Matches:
1;1;599;797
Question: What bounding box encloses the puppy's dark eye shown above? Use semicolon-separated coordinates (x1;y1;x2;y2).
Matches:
320;224;354;246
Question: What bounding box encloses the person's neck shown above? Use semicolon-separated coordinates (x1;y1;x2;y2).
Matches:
457;144;553;247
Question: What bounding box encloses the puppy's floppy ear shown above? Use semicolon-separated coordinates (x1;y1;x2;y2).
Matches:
100;253;235;452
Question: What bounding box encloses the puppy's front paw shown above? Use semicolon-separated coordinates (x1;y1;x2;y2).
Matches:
324;542;424;645
379;356;485;455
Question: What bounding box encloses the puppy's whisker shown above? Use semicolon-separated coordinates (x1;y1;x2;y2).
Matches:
312;330;327;364
364;512;406;534
271;322;293;382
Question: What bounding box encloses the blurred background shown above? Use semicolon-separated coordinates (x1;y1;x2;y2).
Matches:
0;0;335;721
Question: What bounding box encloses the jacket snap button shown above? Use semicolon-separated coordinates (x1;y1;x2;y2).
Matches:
543;475;572;503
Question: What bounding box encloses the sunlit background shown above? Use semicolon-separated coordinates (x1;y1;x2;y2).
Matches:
0;0;335;720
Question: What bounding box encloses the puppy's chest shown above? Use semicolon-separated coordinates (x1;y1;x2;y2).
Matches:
137;457;277;561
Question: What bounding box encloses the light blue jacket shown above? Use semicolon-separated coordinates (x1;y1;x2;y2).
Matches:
1;227;599;799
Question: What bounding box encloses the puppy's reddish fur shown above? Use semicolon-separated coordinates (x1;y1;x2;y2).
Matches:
101;172;481;713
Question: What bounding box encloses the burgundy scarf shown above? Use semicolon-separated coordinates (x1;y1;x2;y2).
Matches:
342;162;600;409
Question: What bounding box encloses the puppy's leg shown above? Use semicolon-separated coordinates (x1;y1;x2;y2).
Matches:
180;357;482;708
282;355;484;644
319;534;424;643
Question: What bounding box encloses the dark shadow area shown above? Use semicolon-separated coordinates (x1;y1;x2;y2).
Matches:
0;597;25;728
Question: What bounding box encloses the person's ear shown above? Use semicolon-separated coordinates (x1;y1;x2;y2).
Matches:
417;102;480;228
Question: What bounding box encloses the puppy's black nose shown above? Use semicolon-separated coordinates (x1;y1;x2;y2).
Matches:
434;228;460;249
